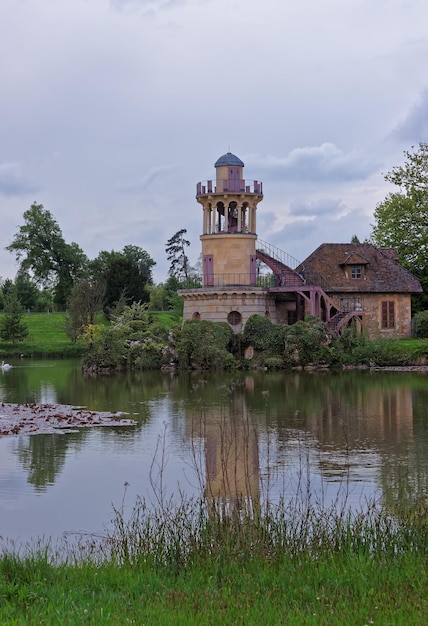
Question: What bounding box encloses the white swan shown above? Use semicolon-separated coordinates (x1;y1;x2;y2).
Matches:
1;361;12;371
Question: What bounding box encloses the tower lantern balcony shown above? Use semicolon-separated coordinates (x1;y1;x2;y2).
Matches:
196;179;263;197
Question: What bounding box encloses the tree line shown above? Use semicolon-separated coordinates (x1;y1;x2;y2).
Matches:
1;142;427;343
0;205;198;341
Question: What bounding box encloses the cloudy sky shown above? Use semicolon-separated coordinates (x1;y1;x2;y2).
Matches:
1;0;427;283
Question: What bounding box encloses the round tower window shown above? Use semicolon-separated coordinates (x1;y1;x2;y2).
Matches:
227;311;242;326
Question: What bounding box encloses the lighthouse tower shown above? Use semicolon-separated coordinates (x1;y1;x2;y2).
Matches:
180;152;275;331
197;152;263;287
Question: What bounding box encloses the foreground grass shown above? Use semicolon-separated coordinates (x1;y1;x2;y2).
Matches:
1;550;426;625
1;497;427;625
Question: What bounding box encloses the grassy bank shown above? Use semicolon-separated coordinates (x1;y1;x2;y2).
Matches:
0;312;85;359
1;496;427;624
0;311;179;360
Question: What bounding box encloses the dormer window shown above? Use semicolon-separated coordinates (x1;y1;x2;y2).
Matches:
351;265;362;279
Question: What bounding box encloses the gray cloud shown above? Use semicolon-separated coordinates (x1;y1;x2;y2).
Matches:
267;206;371;264
110;0;200;13
287;198;345;218
391;87;428;143
115;163;180;194
249;145;378;184
0;163;38;197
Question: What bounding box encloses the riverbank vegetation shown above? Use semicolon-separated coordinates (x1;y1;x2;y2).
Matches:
1;308;428;369
1;487;427;624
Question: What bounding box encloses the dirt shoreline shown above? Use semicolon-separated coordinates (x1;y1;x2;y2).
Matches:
0;403;136;437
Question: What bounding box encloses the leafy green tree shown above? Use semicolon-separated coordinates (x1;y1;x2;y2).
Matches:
165;229;190;279
89;250;121;283
122;245;156;284
0;286;28;343
0;278;14;307
15;271;39;311
35;289;54;312
65;278;105;342
89;247;155;315
148;275;183;318
6;203;88;310
370;143;428;309
103;258;150;318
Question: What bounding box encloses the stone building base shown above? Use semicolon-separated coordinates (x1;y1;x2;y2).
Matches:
179;287;276;333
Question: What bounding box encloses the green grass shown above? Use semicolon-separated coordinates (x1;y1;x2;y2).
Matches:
151;310;181;328
0;312;85;359
1;495;427;625
394;337;428;362
1;551;426;625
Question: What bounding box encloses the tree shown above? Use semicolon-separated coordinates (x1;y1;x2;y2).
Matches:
6;203;88;310
65;278;106;342
148;275;183;317
370;143;428;309
103;258;150;318
165;229;190;279
15;271;39;311
122;245;156;284
89;247;155;313
0;286;28;343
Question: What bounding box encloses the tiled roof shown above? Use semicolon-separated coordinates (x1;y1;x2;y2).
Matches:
214;152;245;168
298;243;423;293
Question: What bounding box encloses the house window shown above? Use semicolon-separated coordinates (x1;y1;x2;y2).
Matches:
381;301;395;328
351;265;362;279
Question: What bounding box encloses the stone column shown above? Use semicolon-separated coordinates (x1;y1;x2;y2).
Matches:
237;204;242;232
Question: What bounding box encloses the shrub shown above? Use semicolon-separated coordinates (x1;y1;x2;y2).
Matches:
176;320;233;369
243;315;285;354
264;356;284;369
283;316;332;368
413;311;428;338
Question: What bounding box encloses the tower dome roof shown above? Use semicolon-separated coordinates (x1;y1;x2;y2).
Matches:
214;152;245;168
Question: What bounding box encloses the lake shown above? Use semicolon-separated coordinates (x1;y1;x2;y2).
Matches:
0;359;427;546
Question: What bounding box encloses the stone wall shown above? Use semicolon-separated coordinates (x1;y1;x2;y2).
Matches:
331;292;413;338
180;288;275;332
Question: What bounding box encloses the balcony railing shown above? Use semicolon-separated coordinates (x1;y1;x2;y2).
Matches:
178;273;276;289
196;179;263;196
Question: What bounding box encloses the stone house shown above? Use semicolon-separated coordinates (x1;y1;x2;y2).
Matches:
296;243;423;338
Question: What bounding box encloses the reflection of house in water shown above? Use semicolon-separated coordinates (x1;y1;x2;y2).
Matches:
186;386;260;510
304;381;416;500
308;384;414;451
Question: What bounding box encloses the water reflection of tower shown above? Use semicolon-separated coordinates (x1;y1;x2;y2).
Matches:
190;386;260;511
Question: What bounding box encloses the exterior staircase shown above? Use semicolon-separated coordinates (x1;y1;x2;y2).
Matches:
256;239;363;334
256;240;304;287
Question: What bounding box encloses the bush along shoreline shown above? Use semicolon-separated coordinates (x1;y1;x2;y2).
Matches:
82;311;428;373
1;310;427;371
